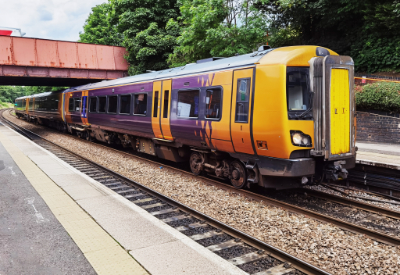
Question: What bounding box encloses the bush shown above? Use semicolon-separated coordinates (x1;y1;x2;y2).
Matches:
355;82;400;113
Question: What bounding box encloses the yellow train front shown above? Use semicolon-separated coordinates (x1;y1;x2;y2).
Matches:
245;46;356;189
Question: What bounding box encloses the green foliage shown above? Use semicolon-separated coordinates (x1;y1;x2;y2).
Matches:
356;83;400;113
79;2;123;46
110;0;181;75
0;86;67;104
168;0;270;67
258;0;400;73
351;35;400;73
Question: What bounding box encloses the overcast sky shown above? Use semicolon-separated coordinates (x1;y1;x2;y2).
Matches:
0;0;107;41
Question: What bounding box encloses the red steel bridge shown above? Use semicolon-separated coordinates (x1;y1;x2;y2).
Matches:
0;36;128;86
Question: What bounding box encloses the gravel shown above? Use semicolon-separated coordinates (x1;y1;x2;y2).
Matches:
214;245;256;259
6;111;400;275
135;199;162;207
155;211;186;220
272;191;400;237
305;184;400;212
145;205;174;213
180;226;214;236
196;234;234;247
167;218;201;227
237;257;282;274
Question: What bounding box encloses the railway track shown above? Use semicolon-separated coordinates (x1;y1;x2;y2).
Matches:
3;108;400;273
0;109;329;275
269;188;400;243
346;164;400;199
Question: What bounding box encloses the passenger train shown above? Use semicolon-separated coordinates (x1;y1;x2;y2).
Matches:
15;45;356;189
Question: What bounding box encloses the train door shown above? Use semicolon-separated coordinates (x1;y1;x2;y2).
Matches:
80;90;89;125
230;68;255;154
151;81;163;139
151;80;173;140
25;98;29;113
160;79;173;140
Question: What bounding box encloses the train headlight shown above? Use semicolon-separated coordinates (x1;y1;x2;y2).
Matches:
292;133;303;145
302;136;310;145
290;131;312;147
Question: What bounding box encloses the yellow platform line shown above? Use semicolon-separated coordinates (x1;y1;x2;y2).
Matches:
0;130;149;275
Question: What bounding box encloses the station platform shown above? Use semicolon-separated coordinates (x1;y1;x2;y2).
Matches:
356;142;400;169
0;124;246;275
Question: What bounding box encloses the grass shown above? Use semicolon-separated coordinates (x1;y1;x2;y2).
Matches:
0;102;14;109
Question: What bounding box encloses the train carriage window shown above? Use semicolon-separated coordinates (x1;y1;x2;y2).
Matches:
29;99;34;110
152;92;158;117
163;90;169;118
98;97;106;113
177;90;199;118
120;95;131;114
108;95;118;113
74;98;81;112
68;98;74;112
89;97;97;113
49;95;58;111
134;93;147;115
205;88;222;119
235;78;250;123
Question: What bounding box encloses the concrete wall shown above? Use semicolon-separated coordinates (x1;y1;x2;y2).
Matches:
356;111;400;143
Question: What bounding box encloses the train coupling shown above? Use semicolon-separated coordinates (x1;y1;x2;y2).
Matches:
324;160;348;181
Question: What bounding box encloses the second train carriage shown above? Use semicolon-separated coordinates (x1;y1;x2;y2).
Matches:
15;45;356;189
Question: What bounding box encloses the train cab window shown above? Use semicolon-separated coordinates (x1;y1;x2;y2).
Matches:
68;98;74;112
177;90;199;118
235;79;250;122
287;68;310;111
89;97;97;113
205;88;222;119
74;98;81;112
120;95;131;114
134;93;148;115
98;97;106;113
108;96;118;113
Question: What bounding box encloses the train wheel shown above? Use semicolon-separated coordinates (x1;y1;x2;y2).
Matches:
190;152;203;175
86;132;92;141
230;160;247;189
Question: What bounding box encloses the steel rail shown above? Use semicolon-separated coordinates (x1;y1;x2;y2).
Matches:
0;109;331;275
4;109;400;247
301;188;400;220
4;109;400;246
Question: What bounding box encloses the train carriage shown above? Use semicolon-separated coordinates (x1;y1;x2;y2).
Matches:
15;45;356;189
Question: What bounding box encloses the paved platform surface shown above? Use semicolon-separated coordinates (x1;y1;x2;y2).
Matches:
0;123;246;275
0;139;96;275
357;142;400;169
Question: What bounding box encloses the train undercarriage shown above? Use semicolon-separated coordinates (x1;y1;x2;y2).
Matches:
15;113;355;190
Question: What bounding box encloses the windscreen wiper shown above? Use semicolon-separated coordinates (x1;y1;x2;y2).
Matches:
295;92;314;119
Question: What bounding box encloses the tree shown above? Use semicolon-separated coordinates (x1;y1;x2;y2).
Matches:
0;86;68;104
257;0;400;72
168;0;270;67
110;0;181;75
79;2;123;46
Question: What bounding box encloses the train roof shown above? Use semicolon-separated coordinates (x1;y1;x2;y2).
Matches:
16;45;336;100
16;48;273;100
15;90;65;101
69;48;274;92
